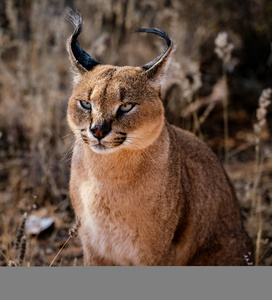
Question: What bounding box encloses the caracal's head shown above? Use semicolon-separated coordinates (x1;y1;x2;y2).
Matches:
67;10;175;154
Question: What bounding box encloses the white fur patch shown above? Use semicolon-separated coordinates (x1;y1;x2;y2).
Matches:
79;181;141;265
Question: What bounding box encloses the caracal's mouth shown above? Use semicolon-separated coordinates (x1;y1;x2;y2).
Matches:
80;130;127;154
89;139;126;154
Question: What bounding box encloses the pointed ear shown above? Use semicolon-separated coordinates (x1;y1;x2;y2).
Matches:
66;9;100;77
138;28;176;87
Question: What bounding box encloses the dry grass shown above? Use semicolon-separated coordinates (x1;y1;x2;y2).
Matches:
0;0;272;266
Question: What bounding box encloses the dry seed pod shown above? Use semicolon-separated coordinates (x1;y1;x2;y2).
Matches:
14;212;27;250
8;260;17;267
69;216;81;238
18;236;27;266
244;252;253;266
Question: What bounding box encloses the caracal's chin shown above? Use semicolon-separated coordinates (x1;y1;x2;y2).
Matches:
89;144;122;154
89;139;148;154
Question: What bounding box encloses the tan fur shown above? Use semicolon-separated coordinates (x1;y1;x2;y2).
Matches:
67;21;253;265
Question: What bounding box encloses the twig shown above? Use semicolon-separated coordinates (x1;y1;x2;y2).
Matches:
228;141;254;158
49;216;81;267
49;236;71;267
255;217;262;266
0;249;10;265
222;61;229;164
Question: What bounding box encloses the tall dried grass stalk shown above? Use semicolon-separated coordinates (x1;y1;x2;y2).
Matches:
255;217;263;266
252;88;271;265
181;64;203;137
252;89;271;207
0;249;11;266
253;88;272;165
215;32;234;164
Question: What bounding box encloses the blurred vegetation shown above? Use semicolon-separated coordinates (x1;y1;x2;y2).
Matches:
0;0;272;266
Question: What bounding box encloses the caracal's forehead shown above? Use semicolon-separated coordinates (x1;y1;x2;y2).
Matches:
89;65;143;82
73;65;151;106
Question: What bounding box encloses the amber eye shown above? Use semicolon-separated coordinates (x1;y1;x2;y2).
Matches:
79;100;92;110
119;103;134;113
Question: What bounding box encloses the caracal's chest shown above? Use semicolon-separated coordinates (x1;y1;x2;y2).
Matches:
78;172;170;265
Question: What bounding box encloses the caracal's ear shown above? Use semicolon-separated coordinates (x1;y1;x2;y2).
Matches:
66;9;101;79
138;28;176;88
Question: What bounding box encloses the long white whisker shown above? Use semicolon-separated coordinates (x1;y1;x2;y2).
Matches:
59;133;89;162
59;142;75;162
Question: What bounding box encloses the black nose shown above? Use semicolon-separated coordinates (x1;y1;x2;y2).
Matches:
90;123;111;140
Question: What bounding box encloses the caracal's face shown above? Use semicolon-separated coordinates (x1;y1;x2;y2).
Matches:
68;65;164;154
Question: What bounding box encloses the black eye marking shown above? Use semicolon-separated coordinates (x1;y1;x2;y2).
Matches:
79;100;92;110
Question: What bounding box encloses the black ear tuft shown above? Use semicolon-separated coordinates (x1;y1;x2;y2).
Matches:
137;27;175;83
67;9;101;73
137;28;172;71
